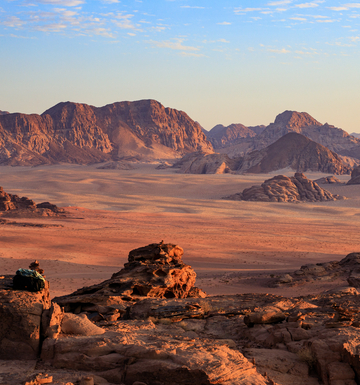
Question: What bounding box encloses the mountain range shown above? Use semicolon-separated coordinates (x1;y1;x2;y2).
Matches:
0;100;358;173
0;100;212;166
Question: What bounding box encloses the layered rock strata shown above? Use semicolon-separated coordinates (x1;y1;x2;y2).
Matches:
224;173;344;202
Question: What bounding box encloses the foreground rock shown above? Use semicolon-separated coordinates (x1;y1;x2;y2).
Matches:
224;173;344;202
4;247;360;385
0;262;51;360
54;242;206;314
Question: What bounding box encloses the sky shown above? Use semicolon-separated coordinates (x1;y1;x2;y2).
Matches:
0;0;359;133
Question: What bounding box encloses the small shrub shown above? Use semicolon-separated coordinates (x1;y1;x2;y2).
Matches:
297;347;317;370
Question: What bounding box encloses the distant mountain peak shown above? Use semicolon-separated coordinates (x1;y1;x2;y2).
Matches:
274;110;321;128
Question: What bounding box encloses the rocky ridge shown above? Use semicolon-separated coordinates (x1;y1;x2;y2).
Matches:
0;100;213;165
217;111;360;160
238;132;351;174
224;173;344;202
174;133;351;175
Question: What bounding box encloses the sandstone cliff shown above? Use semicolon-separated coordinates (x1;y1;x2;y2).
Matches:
0;100;213;165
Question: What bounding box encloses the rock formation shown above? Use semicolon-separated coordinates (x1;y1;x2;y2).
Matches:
314;176;345;184
217;110;360;161
0;100;213;165
172;151;240;174
0;186;63;216
0;261;52;360
3;248;360;385
224;173;344;202
54;242;206;314
238;133;351;174
0;110;9;115
347;165;360;185
206;123;258;148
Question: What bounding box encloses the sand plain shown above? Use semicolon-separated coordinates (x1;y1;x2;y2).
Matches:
0;163;359;299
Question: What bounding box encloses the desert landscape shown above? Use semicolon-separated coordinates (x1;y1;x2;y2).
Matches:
0;163;359;299
2;100;360;384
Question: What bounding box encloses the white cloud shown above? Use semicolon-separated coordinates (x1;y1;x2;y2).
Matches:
180;52;204;57
2;16;26;28
268;0;292;5
267;47;290;53
149;38;200;52
290;17;307;20
295;2;320;8
34;22;67;31
234;7;264;13
180;6;205;9
102;0;120;3
35;0;84;6
217;21;231;25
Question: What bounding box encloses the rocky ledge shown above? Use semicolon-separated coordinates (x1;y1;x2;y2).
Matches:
224;173;344;202
2;246;360;385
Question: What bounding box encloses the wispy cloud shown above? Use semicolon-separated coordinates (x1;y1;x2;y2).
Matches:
35;0;84;6
268;1;292;5
180;6;205;9
267;47;290;53
217;21;231;25
149;38;200;52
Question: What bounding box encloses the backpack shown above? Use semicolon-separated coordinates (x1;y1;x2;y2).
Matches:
13;269;45;292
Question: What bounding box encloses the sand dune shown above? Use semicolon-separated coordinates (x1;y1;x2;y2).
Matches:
0;164;359;298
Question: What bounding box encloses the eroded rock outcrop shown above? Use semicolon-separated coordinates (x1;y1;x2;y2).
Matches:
224;173;344;202
172;151;240;174
0;186;64;217
54;242;206;314
347;165;360;185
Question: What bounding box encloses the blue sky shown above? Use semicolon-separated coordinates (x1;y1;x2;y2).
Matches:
1;0;359;132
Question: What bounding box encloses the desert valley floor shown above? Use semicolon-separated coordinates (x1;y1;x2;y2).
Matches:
1;163;360;299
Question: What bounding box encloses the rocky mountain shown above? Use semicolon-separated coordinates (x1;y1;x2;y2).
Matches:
206;123;257;148
219;111;360;160
0;110;9;115
0;100;213;165
175;132;351;175
350;132;360;139
239;132;351;174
